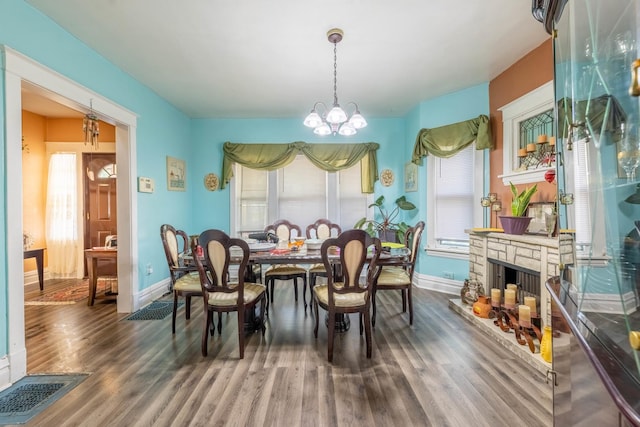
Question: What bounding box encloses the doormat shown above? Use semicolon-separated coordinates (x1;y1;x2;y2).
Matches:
124;301;182;320
0;373;88;425
24;279;115;306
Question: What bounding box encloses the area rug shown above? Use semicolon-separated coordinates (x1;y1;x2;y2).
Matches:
125;301;182;320
25;279;114;306
0;373;88;424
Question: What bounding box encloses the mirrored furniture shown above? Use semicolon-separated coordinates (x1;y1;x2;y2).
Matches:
553;0;640;424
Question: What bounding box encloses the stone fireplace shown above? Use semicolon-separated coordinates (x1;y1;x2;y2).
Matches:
468;231;575;327
448;231;575;374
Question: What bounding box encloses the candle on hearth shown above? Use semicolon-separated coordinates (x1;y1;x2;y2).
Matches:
524;296;537;316
537;134;547;143
507;283;518;292
505;289;516;308
548;136;556;146
518;148;527;157
491;288;501;307
527;143;536;152
519;305;531;327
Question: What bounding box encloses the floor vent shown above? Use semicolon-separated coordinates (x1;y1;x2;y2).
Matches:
125;301;182;320
0;374;88;424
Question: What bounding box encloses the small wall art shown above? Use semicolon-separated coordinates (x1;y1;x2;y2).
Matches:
404;162;418;192
166;156;186;191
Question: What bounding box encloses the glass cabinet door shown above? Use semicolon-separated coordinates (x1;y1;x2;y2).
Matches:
554;0;640;406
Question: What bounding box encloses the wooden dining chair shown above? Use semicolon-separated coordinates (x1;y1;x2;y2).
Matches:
312;229;381;362
192;229;267;358
160;224;203;334
372;221;425;326
263;220;307;311
305;219;342;311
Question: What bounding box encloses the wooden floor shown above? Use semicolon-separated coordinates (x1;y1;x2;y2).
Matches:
22;280;552;426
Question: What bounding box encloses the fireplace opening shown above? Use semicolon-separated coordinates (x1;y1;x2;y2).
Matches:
488;258;541;301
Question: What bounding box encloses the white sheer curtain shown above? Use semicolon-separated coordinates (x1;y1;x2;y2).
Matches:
45;153;78;277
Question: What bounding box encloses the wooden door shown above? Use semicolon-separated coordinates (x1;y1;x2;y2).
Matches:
83;153;117;276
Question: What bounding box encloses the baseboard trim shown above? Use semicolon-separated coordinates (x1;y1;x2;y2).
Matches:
0;357;10;392
414;273;462;295
580;291;637;315
137;278;172;307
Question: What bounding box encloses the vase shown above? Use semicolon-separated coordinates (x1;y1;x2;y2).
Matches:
540;325;552;362
499;216;532;235
472;295;492;318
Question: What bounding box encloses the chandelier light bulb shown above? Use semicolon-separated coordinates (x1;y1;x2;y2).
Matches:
338;122;357;136
314;123;332;136
303;111;323;128
303;28;366;136
348;112;367;129
326;105;347;124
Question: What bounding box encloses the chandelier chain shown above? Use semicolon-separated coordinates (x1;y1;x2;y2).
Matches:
333;42;338;106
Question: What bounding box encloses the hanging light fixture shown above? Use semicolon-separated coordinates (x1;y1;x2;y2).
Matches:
304;28;367;136
83;100;100;148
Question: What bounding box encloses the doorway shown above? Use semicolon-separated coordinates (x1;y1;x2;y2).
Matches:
4;46;138;384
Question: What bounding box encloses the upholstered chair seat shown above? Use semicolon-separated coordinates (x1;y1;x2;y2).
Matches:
313;284;367;307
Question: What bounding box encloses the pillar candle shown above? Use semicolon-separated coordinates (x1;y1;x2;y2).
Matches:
519;305;531;327
518;148;527;157
548;136;556;146
505;289;516;308
506;283;518;292
491;288;501;307
524;296;537;316
537;134;547;143
526;143;536;152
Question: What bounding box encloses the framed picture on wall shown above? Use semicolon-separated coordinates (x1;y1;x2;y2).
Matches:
404;162;418;192
166;156;186;191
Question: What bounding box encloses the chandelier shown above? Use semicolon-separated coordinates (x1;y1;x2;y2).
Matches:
83;100;100;148
303;28;367;136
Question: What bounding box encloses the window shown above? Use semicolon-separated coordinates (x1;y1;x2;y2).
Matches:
565;137;606;259
232;155;370;236
45;153;79;276
499;81;554;185
426;143;484;257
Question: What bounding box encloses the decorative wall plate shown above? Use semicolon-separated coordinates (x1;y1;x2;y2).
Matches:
204;173;219;191
380;169;394;187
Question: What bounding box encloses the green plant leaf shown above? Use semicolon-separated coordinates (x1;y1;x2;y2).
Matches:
509;182;537;216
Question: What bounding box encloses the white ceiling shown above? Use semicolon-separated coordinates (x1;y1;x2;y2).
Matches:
23;0;549;119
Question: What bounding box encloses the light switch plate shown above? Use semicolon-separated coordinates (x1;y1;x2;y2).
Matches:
138;176;154;193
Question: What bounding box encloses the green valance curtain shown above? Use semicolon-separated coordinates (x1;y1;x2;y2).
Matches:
221;141;380;193
557;95;626;143
411;114;493;164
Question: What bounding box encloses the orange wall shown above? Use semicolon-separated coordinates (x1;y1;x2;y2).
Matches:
21;113;115;276
22;111;47;272
488;39;555;213
46;118;115;142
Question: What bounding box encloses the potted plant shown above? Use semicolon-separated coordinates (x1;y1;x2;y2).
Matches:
354;195;416;243
499;182;538;235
